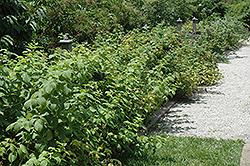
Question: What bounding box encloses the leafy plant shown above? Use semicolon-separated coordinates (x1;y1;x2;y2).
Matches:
0;14;249;165
143;0;196;27
226;1;250;28
0;35;13;49
37;0;145;51
196;17;249;58
192;0;228;21
0;0;46;55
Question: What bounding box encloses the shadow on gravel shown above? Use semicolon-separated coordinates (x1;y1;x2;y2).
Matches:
149;109;196;134
227;55;248;60
149;88;225;135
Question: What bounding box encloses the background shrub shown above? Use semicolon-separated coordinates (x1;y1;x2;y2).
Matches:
38;0;145;52
226;0;250;28
142;0;195;27
141;0;228;27
0;0;46;55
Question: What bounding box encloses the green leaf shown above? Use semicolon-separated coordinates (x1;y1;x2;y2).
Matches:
23;120;32;132
32;133;39;139
45;82;57;94
45;129;53;141
37;97;47;108
40;160;48;166
10;144;15;152
0;147;6;156
22;73;31;83
152;86;160;93
63;84;71;95
27;156;39;166
62;70;72;79
128;67;134;72
24;99;38;109
69;115;75;122
64;103;70;109
14;122;23;132
20;89;30;100
0;92;5;97
17;145;23;158
1;35;13;46
156;142;162;149
20;144;28;154
34;119;43;132
89;107;96;113
8;152;17;163
6;123;15;131
26;113;32;120
50;103;57;110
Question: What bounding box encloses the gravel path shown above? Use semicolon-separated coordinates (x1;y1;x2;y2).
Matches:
153;42;250;143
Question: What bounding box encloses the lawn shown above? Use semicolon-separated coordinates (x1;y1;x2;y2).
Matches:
121;135;244;166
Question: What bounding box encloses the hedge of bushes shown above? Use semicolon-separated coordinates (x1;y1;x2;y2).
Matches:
36;0;233;51
37;0;145;52
0;17;249;165
1;0;248;54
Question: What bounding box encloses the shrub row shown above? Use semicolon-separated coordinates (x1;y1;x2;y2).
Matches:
0;18;249;165
38;0;145;52
37;0;232;51
0;0;246;54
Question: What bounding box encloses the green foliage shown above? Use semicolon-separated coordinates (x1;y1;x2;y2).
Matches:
143;0;196;27
196;17;249;57
0;0;46;54
0;40;168;165
0;35;13;49
142;0;229;27
192;0;228;21
35;0;245;52
0;15;249;165
38;0;145;51
226;1;250;28
0;2;249;165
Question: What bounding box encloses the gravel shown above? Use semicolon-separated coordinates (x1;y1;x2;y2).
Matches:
152;42;250;143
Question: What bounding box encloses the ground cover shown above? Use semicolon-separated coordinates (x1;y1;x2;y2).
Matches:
122;135;244;166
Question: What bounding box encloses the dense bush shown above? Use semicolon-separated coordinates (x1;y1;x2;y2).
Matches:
35;0;246;52
38;0;145;51
0;0;249;165
141;0;229;27
195;17;249;57
142;0;195;27
226;1;250;28
192;0;228;21
0;0;46;54
1;15;248;164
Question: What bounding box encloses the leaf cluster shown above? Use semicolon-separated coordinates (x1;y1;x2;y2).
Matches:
226;0;250;28
37;0;145;52
0;0;46;54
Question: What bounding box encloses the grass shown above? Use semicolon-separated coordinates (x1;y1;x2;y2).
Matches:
121;135;244;166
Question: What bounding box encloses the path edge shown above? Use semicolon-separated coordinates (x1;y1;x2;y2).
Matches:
240;142;250;166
